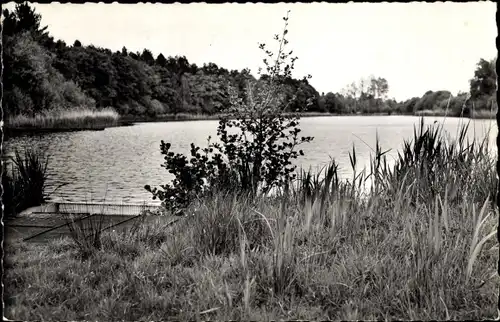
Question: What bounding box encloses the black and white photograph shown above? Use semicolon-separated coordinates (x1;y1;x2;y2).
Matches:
2;1;499;320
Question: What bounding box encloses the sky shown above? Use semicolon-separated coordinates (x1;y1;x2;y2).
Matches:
4;2;497;101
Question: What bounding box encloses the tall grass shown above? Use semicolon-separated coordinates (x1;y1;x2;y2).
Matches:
62;203;161;260
6;107;120;130
2;148;49;217
4;118;498;320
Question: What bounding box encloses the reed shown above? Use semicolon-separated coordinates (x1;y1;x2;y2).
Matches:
2;147;49;217
5;107;120;130
61;196;159;260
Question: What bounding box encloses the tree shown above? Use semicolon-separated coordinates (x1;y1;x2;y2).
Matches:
3;31;94;117
413;90;452;111
470;57;497;99
55;40;66;51
140;48;155;65
2;2;332;122
129;52;139;60
161;56;192;114
202;62;220;75
323;92;344;113
2;9;19;37
156;53;167;67
468;57;497;111
343;75;389;100
358;77;368;98
369;76;389;99
3;3;38;34
342;81;358;99
145;11;314;212
15;2;43;32
400;97;420;114
2;3;50;43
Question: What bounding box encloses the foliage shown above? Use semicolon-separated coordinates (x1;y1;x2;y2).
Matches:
145;141;234;213
470;58;497;100
2;3;261;119
413;90;452;112
466;57;497;113
2;2;49;40
3;31;95;117
341;75;389;100
318;92;345;113
146;11;314;212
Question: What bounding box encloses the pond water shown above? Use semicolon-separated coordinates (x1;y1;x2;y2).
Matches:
4;115;497;205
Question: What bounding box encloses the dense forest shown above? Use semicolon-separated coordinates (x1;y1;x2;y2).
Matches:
2;3;497;121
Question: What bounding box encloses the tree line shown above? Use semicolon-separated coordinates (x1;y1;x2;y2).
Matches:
2;3;497;120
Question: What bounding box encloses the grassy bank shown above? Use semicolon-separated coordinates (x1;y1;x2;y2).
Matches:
5;107;494;135
122;111;400;124
122;109;496;125
5;107;120;132
121;111;342;123
4;119;498;320
415;108;497;119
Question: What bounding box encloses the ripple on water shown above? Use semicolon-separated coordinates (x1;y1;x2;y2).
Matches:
4;116;496;205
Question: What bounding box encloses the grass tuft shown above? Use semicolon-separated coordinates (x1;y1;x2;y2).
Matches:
2;147;49;217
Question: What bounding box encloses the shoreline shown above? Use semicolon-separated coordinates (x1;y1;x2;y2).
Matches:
4;110;495;138
3;122;135;139
120;110;495;124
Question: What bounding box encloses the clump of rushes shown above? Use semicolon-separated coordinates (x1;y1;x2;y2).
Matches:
2;147;49;217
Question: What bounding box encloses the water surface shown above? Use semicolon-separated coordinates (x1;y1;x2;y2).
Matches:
4;115;496;205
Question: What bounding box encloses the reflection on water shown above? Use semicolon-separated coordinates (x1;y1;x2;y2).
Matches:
4;116;496;205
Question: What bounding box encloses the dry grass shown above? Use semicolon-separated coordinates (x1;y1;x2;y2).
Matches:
4;118;499;320
6;107;120;130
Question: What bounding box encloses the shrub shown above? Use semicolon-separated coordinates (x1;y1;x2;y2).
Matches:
146;11;314;213
8;86;35;116
129;100;146;115
59;79;95;108
117;102;131;115
147;98;166;116
413;90;452;112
